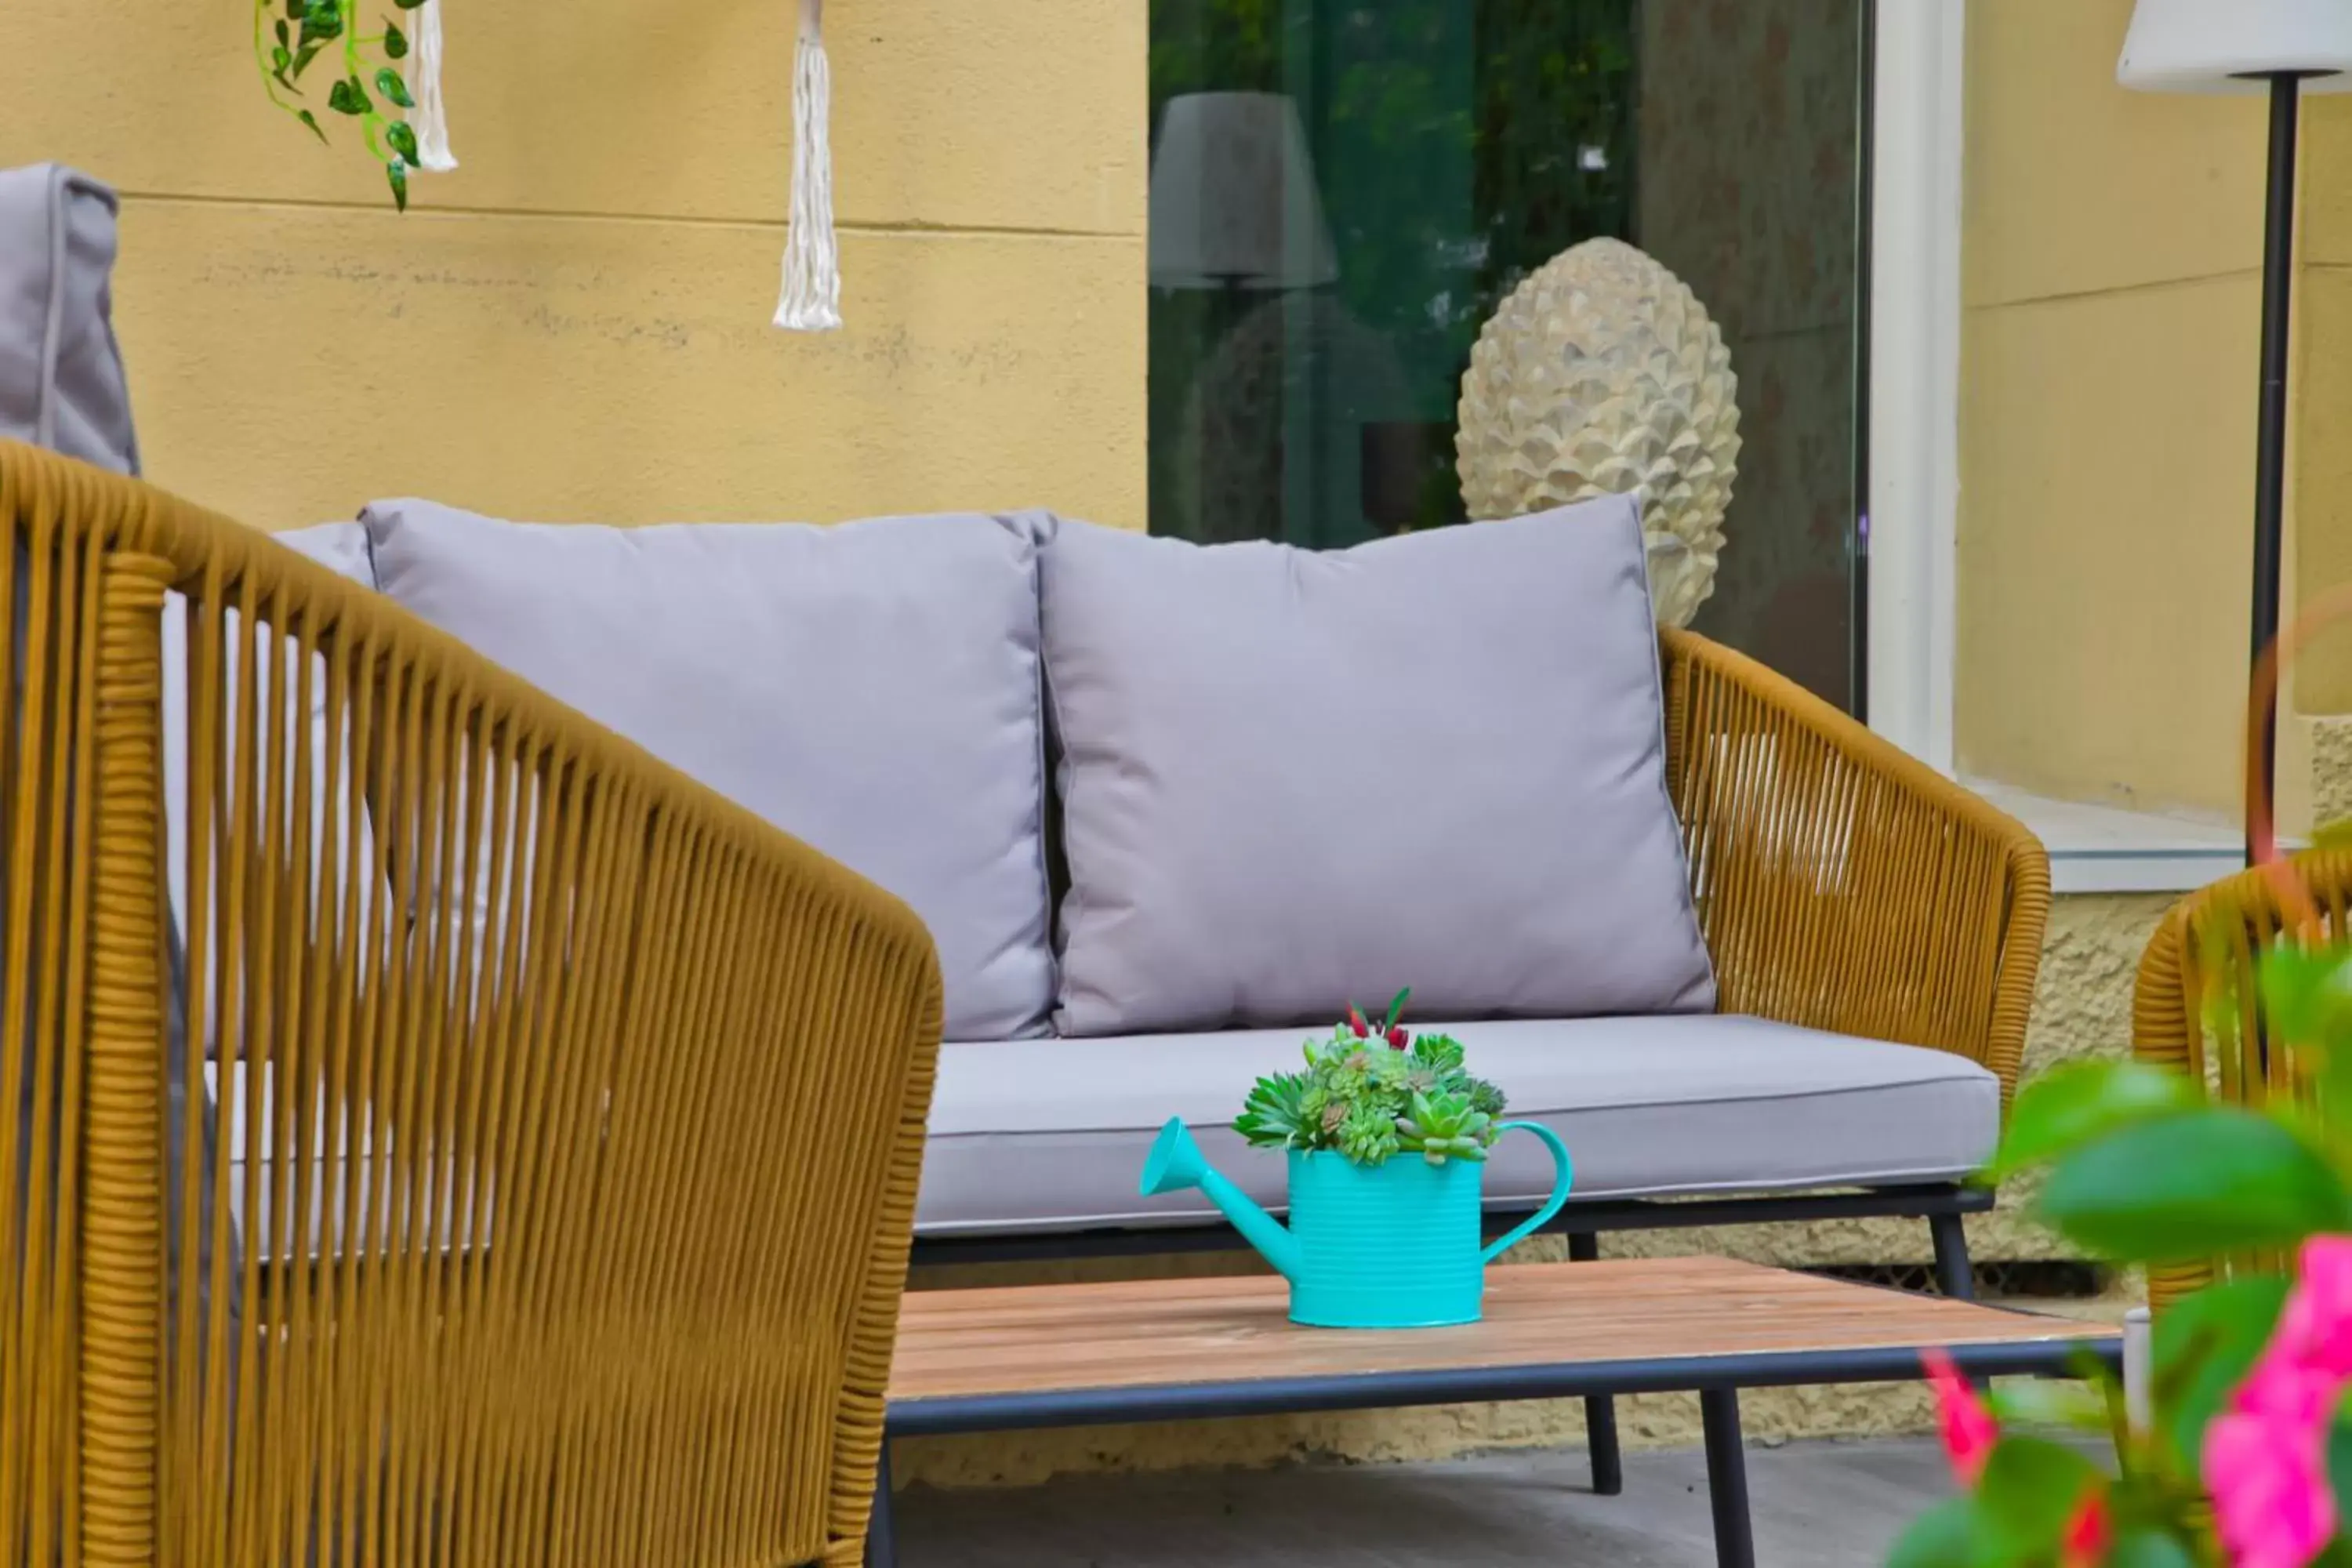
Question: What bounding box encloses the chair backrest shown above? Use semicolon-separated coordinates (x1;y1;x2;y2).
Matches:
2134;849;2352;1316
0;441;943;1567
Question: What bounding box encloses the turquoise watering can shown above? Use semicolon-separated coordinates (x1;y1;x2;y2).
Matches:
1139;1117;1575;1329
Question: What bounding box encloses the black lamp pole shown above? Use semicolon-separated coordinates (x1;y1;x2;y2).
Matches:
2247;71;2310;866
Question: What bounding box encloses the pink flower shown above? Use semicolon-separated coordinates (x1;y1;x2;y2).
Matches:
2272;1236;2352;1380
1921;1348;1998;1484
2059;1486;2111;1568
2207;1407;2336;1568
2233;1356;2339;1428
2201;1235;2352;1568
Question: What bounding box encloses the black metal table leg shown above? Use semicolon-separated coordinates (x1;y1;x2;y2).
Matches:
1566;1231;1624;1495
1700;1388;1755;1568
865;1441;898;1568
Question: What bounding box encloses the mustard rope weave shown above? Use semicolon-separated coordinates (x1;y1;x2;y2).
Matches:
2133;850;2352;1315
0;439;943;1567
1661;627;2050;1106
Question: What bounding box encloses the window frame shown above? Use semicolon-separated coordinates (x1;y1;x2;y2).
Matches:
1864;0;1964;772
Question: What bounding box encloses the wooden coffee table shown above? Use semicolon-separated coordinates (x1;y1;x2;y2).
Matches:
871;1256;2120;1567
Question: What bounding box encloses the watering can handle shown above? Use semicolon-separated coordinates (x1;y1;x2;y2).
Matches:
1480;1120;1577;1265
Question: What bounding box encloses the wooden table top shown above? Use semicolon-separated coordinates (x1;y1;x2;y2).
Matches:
888;1256;2117;1407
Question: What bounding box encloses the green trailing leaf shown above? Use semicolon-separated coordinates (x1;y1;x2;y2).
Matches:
297;108;327;143
274;18;289;45
376;67;413;107
289;40;325;79
270;43;294;85
1983;1059;2204;1182
297;1;342;45
2037;1107;2350;1262
2150;1273;2290;1472
387;158;408;212
386;120;419;165
1884;1497;1981;1568
383;20;407;58
327;76;370;115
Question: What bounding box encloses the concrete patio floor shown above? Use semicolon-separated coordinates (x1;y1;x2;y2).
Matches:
891;1435;1963;1565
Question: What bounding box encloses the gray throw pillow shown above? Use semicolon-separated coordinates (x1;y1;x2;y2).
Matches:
1040;498;1715;1036
0;165;138;474
362;499;1057;1042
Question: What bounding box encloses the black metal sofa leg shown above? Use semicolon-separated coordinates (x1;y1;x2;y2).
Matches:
1929;1212;1975;1301
1568;1231;1624;1495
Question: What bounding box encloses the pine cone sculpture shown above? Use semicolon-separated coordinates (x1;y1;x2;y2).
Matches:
1454;238;1740;626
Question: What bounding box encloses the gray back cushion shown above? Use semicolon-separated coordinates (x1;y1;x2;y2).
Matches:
361;499;1056;1042
0;165;138;474
1040;498;1715;1036
162;521;383;1013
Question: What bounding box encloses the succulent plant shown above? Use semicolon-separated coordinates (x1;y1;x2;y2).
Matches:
1396;1090;1494;1166
1234;1071;1311;1149
1337;1102;1403;1166
1236;989;1508;1167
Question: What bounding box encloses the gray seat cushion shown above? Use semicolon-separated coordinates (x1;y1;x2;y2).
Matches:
362;499;1058;1041
1038;500;1714;1037
913;1016;1999;1235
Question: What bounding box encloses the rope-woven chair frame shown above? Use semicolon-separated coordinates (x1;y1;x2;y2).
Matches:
0;441;942;1568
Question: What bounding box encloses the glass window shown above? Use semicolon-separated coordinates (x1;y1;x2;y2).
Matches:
1147;0;1871;712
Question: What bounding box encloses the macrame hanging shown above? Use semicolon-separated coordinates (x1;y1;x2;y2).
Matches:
774;0;843;331
410;0;459;172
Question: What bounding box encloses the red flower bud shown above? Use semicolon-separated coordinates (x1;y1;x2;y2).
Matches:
1387;1026;1409;1050
1348;1007;1369;1038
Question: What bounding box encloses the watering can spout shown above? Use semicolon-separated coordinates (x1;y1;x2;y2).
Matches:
1139;1117;1304;1282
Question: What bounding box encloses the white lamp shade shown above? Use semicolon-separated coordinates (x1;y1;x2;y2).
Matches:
1149;92;1339;289
2118;0;2352;93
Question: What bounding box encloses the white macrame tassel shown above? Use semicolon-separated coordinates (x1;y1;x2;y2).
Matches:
774;0;841;331
412;0;458;172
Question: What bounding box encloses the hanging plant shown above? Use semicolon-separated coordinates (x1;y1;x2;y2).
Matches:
255;0;452;209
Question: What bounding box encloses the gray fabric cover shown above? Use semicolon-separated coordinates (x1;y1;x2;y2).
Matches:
0;165;138;474
1040;500;1714;1036
361;499;1058;1041
162;521;382;1031
913;1016;2000;1235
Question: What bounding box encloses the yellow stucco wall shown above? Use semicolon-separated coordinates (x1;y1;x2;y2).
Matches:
0;0;1147;530
1955;0;2282;819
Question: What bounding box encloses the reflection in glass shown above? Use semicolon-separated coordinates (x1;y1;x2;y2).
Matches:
1146;0;1867;712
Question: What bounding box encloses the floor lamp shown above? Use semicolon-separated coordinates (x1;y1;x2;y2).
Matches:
2119;0;2352;865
